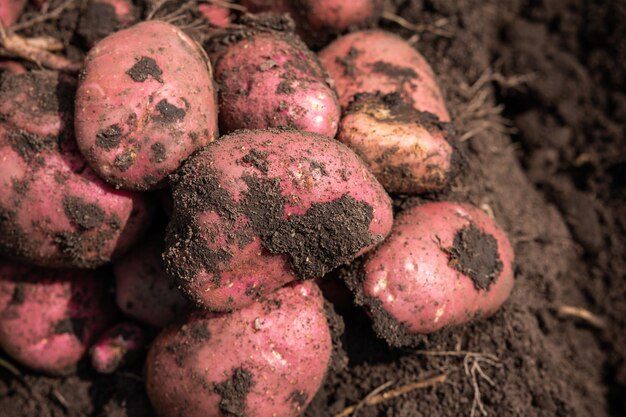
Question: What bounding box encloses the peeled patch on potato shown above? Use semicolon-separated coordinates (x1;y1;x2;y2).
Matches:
0;261;115;374
75;20;218;191
338;93;459;194
345;202;514;346
319;30;451;122
146;281;332;417
164;128;393;311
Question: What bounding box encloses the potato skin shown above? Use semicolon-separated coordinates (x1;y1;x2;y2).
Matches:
319;30;450;121
90;322;144;374
338;93;456;194
75;21;218;191
198;2;230;28
145;281;332;417
214;29;340;137
0;261;115;374
114;234;188;328
0;0;27;27
0;71;152;268
359;202;514;342
165;129;393;311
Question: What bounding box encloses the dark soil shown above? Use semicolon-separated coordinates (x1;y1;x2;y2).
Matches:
1;1;625;417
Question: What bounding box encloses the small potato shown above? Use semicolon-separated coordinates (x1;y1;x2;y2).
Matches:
90;322;145;374
114;234;189;328
212;16;340;137
78;0;138;47
352;202;514;345
0;71;152;268
198;1;231;29
165;129;393;311
0;60;27;74
338;93;457;194
0;0;27;27
319;30;450;121
75;21;218;191
0;261;115;374
146;281;332;417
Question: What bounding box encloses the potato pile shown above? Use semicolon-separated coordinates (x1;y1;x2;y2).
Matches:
0;3;514;417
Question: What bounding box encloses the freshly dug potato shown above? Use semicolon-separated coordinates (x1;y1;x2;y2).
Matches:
198;1;231;28
146;281;332;417
319;30;451;122
75;20;218;191
211;15;340;137
90;322;144;373
114;234;188;328
338;93;457;193
0;0;27;27
165;129;393;311
78;0;137;47
0;60;26;74
0;261;115;374
350;202;514;345
0;71;152;268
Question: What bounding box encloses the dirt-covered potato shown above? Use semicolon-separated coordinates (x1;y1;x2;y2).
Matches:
198;1;231;28
319;30;450;121
114;234;188;328
75;20;218;191
338;93;457;193
348;202;514;346
211;15;340;137
0;261;115;374
90;322;144;374
146;281;332;417
164;128;393;311
0;71;152;268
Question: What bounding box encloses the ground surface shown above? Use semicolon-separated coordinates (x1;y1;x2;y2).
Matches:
0;1;624;416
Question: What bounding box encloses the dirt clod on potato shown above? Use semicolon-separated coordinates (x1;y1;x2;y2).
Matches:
126;56;164;83
214;367;255;417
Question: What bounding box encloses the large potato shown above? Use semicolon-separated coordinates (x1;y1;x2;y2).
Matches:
146;281;332;417
319;30;451;121
75;21;218;191
165;129;393;311
0;71;152;268
0;261;115;374
351;202;514;345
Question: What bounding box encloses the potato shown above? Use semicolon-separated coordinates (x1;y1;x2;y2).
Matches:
350;202;514;346
146;281;332;417
78;0;137;47
0;71;153;268
211;15;340;137
90;322;144;374
0;60;27;74
164;129;393;311
338;93;457;193
114;234;189;328
0;261;115;374
75;20;218;191
0;0;27;27
319;30;451;122
198;1;231;29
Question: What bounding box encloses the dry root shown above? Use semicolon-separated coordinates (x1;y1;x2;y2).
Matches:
557;305;606;329
381;11;453;42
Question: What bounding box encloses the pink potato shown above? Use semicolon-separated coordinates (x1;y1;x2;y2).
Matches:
0;71;152;268
90;322;144;373
319;30;451;122
0;60;27;74
338;93;457;193
78;0;138;47
114;234;188;328
0;0;26;27
198;1;231;29
75;20;218;191
211;16;340;137
0;261;115;374
354;202;514;345
164;129;393;311
146;281;332;417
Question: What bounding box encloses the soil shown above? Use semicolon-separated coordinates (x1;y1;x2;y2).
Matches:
1;1;625;417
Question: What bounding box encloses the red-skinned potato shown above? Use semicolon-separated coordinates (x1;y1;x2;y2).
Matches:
114;234;188;328
0;60;27;74
78;0;138;47
198;1;231;29
338;93;457;193
90;322;145;374
164;129;393;311
210;15;340;137
0;261;115;374
0;0;27;27
75;20;218;191
319;30;450;122
146;281;332;417
0;71;152;268
350;202;514;346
